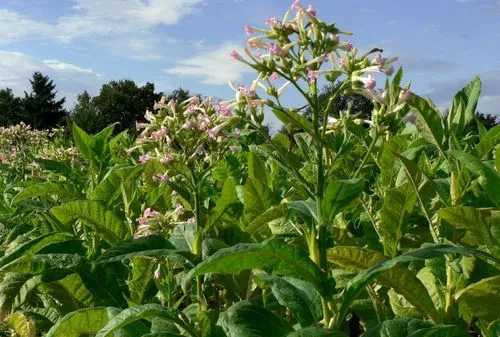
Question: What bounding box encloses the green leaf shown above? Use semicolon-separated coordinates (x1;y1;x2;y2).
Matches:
95;304;189;337
454;275;500;323
184;239;327;296
286;328;347;337
44;273;95;308
5;311;37;337
474;124;500;159
255;273;319;326
245;203;287;235
379;183;417;257
207;177;239;230
72;122;93;164
272;107;313;134
361;317;468;337
51;200;130;244
0;233;74;268
12;182;82;204
333;244;500;326
46;307;110;337
243;177;274;224
322;179;364;222
95;235;196;265
447;77;481;138
248;152;268;180
408;94;446;155
218;301;293;337
0;253;84;274
0;274;44;315
129;257;155;304
91;165;143;204
448;150;500;208
328;246;440;323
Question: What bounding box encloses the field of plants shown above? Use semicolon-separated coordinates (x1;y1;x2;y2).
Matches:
0;2;499;337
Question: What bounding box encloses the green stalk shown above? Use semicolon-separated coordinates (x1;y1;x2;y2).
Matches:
352;133;379;179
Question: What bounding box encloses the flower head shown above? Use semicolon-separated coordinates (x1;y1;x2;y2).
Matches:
291;0;300;9
306;4;316;16
307;69;318;81
154;264;161;280
362;74;376;90
266;16;278;26
139;154;149;163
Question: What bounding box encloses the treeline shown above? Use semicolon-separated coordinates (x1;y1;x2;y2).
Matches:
0;71;191;134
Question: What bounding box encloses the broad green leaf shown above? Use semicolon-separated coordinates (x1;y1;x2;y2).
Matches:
448;150;500;208
51;200;130;244
438;206;500;258
129;257;155;304
248;152;268;180
379;183;417;257
245;203;287;235
12;182;82;204
255;273;318;326
474;124;500;159
0;254;84;274
95;235;197;265
333;244;500;326
286;327;347;337
95;304;189;337
0;233;74;268
272;107;313;134
44;273;95;308
91;165;143;203
72;123;93;164
46;307;110;337
218;301;293;337
447;77;481;138
322;179;364;222
243;177;274;224
0;273;31;316
328;246;440;323
417;267;446;314
5;311;37;337
454;275;500;323
207;177;239;230
408;94;446;155
361;317;468;337
183;239;327;296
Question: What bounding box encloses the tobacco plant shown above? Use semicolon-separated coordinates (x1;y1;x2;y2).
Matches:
0;1;498;337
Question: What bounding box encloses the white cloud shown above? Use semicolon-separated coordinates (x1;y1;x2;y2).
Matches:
0;51;104;107
0;0;204;43
164;42;253;85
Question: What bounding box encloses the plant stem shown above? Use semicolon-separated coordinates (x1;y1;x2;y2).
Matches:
353;133;379;179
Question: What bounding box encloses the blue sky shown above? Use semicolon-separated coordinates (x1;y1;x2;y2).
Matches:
0;0;499;129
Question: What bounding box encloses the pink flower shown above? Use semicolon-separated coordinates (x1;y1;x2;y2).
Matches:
327;117;338;125
160;95;167;104
230;50;244;61
139;154;149;163
269;72;279;81
340;40;353;52
245;24;257;35
160;153;174;165
291;0;300;9
328;34;340;43
307;69;318;81
136;122;148;131
217;103;233;117
382;65;394;76
154;265;161;280
151;127;167;140
187;103;196;113
306;4;316;16
160;173;169;184
175;204;185;214
362;74;377;90
339;58;347;68
268;43;285;57
187;217;196;224
196;146;205;155
208;128;218;140
182;121;193;130
10;147;17;156
266;16;278;25
373;53;387;66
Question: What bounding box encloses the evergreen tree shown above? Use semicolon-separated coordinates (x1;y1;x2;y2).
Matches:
0;88;22;126
21;72;67;129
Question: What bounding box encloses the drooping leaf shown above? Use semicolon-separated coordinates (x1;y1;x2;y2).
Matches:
0;233;74;268
328;246;440;322
95;235;197;265
51;200;130;244
95;304;189;337
322;179;364;222
454;275;500;323
0;253;84;275
183;239;327;296
333;244;500;326
255;273;319;326
272;107;313;135
5;311;37;337
361;317;468;337
218;301;293;337
245;203;287;235
46;307;110;337
12;182;82;204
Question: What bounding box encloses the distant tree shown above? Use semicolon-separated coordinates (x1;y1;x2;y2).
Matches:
472;112;498;132
69;91;103;134
165;87;192;104
92;80;160;133
21;72;67;129
0;88;22;126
